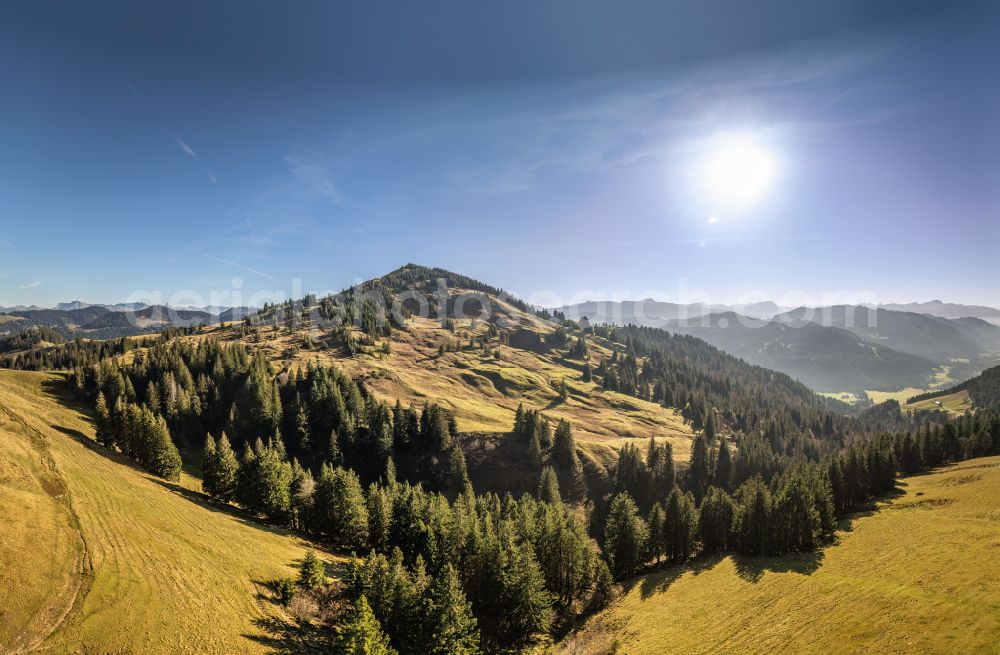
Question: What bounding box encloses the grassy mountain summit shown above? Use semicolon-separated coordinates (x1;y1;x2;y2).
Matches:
200;265;854;458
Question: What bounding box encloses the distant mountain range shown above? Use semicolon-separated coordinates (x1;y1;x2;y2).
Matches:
555;298;1000;324
878;300;1000;320
0;301;256;315
556;299;786;326
555;300;1000;393
0;303;258;340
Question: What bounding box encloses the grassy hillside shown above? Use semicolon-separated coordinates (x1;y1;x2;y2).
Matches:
203;292;696;460
905;364;1000;414
559;456;1000;655
904;389;974;415
0;370;338;654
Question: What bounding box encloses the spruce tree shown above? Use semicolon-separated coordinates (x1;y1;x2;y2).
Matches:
328;429;343;467
334;595;398;655
588;558;616;611
448;443;473;497
294;404;311;455
289;460;315;531
94;391;111;447
552;420;576;468
646;503;666;563
148;413;182;481
698;486;735;553
327;467;369;549
713;439;733;491
236;442;258;510
527;431;543;469
426;563;480;655
367;485;391;552
201;433;219;497
299;548;326;590
248;440;293;519
604;492;648;579
663;487;696;561
687;435;710;503
214;432;239;502
735;477;773;556
775;473;821;553
537;466;561;504
499;537;552;644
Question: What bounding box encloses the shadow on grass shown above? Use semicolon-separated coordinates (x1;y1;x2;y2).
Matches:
732;549;824;584
245;616;330;655
627;552;727;600
627;483;918;593
41;377;98;426
253;578;286;609
836;484;908;534
622;548;826;601
146;475;315;541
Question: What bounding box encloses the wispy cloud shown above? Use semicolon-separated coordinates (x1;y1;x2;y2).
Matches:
173;135;198;160
208;173;218;184
203;255;278;281
283;152;343;205
18;281;43;290
180;213;313;283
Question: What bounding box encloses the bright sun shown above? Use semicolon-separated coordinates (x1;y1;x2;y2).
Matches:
696;133;778;213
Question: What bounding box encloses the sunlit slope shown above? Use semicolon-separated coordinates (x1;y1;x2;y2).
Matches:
0;374;84;653
0;370;335;655
561;456;1000;655
206;300;696;459
904;389;974;415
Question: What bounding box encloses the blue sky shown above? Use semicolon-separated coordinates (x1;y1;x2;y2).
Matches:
0;0;997;308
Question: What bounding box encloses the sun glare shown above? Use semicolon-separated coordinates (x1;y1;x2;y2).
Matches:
696;133;778;213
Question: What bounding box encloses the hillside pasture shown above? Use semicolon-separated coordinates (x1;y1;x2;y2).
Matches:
559;456;1000;655
904;389;974;415
203;308;695;458
0;370;339;655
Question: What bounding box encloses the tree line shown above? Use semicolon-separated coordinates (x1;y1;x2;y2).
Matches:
599;410;1000;580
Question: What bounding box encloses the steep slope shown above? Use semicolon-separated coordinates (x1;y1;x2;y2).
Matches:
664;312;935;392
0;370;336;654
560;456;1000;655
